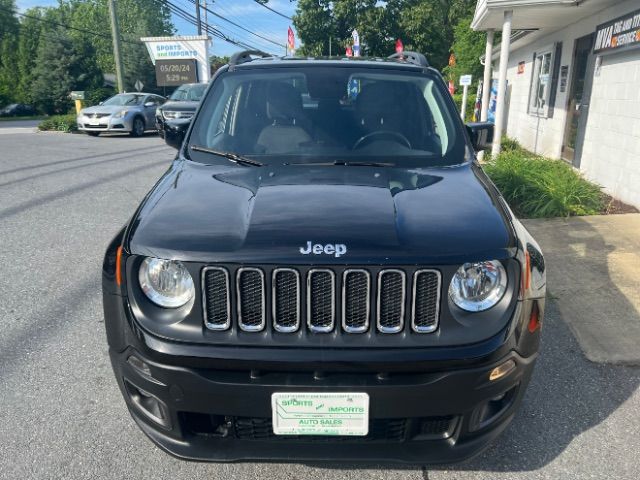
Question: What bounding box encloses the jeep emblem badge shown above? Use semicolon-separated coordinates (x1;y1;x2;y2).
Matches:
299;241;347;258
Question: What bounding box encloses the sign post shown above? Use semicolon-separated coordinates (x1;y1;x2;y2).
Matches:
459;74;473;120
70;91;85;114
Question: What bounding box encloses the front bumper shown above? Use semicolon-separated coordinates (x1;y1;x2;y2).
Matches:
109;338;536;464
77;115;134;133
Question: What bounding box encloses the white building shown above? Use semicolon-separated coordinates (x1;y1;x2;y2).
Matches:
472;0;640;209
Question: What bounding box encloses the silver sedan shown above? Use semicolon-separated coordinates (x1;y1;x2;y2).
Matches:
77;93;166;137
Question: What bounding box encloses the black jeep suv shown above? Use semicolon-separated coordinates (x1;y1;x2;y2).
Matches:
103;51;546;464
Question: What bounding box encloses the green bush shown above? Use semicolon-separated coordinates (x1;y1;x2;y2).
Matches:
451;92;475;122
38;114;77;133
484;140;605;218
86;87;116;107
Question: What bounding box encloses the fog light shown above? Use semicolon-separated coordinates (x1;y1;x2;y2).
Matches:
489;359;516;381
124;379;170;428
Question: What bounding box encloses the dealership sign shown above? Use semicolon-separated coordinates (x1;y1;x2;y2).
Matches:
594;8;640;54
155;59;198;86
141;35;211;84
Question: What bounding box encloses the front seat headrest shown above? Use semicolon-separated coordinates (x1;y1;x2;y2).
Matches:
266;82;304;125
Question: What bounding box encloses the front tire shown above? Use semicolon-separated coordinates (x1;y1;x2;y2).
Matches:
130;117;145;137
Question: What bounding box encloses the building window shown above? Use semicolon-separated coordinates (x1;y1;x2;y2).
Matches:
529;50;553;116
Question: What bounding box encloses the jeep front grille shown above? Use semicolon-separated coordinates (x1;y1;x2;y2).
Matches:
342;269;370;333
307;269;335;333
272;268;300;332
412;270;441;333
236;268;265;331
377;270;406;333
202;267;230;330
203;266;441;334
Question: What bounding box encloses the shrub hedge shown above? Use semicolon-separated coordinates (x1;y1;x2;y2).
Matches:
38;114;77;133
484;139;605;218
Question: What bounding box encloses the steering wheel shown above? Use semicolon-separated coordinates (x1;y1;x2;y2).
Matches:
353;131;412;150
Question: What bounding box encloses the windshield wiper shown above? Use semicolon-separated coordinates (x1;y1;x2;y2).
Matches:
190;145;264;167
288;160;394;167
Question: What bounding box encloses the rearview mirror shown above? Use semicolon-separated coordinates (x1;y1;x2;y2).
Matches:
164;118;191;150
466;122;494;152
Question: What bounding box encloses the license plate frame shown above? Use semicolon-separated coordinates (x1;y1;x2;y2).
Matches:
271;392;369;436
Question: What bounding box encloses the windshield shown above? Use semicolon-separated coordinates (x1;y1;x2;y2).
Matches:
188;66;466;167
170;84;206;101
102;94;145;106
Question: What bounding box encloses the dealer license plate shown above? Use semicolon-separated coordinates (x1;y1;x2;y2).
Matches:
271;392;369;436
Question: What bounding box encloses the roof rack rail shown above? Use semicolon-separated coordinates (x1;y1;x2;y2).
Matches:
229;50;273;67
387;51;429;67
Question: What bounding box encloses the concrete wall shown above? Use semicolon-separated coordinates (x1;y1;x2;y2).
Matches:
499;0;640;208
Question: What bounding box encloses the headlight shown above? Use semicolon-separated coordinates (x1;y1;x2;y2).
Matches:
449;260;507;312
138;257;195;308
113;109;128;118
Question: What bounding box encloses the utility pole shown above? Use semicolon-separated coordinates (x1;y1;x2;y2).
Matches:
108;0;125;93
202;0;208;34
195;0;202;35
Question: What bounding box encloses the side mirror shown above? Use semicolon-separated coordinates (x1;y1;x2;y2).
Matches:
466;122;494;152
164;118;191;149
144;101;155;107
99;101;103;105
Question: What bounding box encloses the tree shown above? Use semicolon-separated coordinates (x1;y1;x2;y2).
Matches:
292;0;484;71
31;28;101;114
398;0;450;68
443;15;487;85
293;0;334;56
0;0;19;105
16;8;44;104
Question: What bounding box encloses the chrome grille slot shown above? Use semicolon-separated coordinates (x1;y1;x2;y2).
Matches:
412;270;441;333
377;270;406;333
236;268;265;331
272;268;300;332
307;269;335;333
342;269;370;333
202;267;230;330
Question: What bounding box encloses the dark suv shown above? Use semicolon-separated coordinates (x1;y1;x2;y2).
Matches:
103;51;546;464
155;83;207;138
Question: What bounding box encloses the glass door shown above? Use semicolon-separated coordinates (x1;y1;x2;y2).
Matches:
562;34;595;168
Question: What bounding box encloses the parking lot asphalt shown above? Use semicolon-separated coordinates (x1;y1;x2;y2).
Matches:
0;131;639;479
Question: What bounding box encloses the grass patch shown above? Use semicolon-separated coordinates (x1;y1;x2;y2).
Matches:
484;139;605;218
38;114;77;133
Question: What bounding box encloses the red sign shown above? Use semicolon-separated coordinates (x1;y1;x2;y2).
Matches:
346;46;353;57
287;26;295;51
395;39;404;54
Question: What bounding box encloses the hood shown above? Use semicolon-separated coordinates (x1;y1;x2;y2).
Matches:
128;162;515;264
81;105;140;115
160;100;199;112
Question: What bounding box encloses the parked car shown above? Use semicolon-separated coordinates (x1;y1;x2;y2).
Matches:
155;83;207;138
77;93;165;136
0;103;36;117
103;51;546;464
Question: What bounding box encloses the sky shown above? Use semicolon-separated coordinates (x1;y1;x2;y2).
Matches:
16;0;298;57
